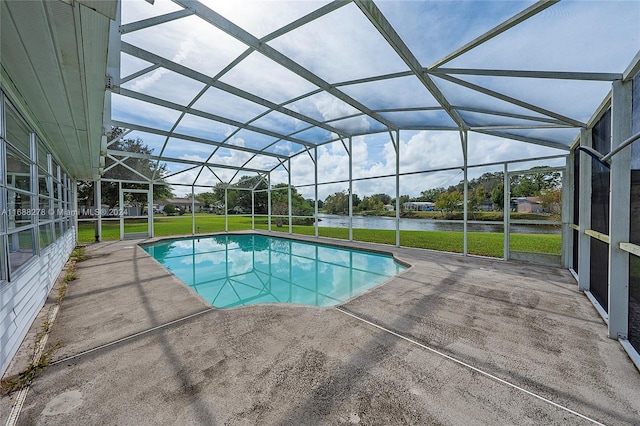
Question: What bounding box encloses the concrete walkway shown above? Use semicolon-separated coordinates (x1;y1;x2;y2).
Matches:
2;233;640;425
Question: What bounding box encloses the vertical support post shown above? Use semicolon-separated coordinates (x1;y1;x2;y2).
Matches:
288;158;292;234
314;146;319;238
395;130;400;247
578;128;593;291
561;161;572;268
30;134;38;253
348;137;353;242
118;181;124;240
95;178;102;242
608;79;632;339
503;163;509;260
224;185;228;232
191;185;195;235
251;190;255;230
148;182;154;238
267;173;272;232
462;131;468;256
72;181;78;243
0;93;6;279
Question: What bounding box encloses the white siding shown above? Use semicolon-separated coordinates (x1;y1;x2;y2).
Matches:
0;228;76;376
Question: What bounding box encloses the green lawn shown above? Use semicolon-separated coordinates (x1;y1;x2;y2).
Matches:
78;213;561;259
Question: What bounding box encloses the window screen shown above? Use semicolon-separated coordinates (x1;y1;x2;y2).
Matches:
590;109;611;311
629;71;640;351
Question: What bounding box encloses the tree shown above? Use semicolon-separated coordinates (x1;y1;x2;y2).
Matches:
77;127;173;209
195;192;218;210
491;183;504;209
420;187;446;202
324;191;349;214
233;175;268;213
448;172;504;196
371;193;392;205
202;176;269;214
511;167;561;197
474;186;487;210
359;196;384;212
538;188;562;218
269;183;313;225
435;191;463;212
163;204;177;215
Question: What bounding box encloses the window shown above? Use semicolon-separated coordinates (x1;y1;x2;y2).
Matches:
6;145;31;192
8;228;35;273
39;223;54;249
2;102;37;275
0;95;74;279
5;104;30;158
6;190;33;228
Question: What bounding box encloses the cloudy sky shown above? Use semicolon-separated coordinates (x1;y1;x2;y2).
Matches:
112;0;639;200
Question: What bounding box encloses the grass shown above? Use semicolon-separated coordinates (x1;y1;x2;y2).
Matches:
1;340;60;394
79;214;561;259
360;210;559;221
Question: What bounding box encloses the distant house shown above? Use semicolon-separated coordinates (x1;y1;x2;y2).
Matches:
383;204;395;211
511;197;542;213
477;198;495;212
155;198;202;213
403;201;435;211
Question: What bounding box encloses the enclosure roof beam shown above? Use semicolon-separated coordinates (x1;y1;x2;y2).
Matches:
384;126;460;132
107;149;269;173
171;0;399;131
121;42;348;137
436;73;586;127
119;9;195;34
264;0;350;41
623;50;640;82
120;64;160;85
163;165;201;180
118;88;316;148
110;120;287;159
474;129;571;151
354;0;467;130
428;0;560;69
453;106;569;126
332;71;414;87
104;154;153;182
469;124;574;131
428;68;623;81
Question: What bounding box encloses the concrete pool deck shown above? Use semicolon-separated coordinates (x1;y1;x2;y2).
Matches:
2;232;640;425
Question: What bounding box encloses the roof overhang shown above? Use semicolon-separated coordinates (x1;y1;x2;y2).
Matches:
0;0;115;180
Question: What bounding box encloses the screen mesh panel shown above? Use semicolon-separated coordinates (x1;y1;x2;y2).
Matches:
629;72;640;351
590;109;611;311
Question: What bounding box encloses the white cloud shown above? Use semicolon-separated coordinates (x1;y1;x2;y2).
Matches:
129;38;196;93
268;2;408;83
312;93;360;121
116;1;620;202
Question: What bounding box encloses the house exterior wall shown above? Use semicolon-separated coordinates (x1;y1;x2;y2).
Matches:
0;229;75;375
516;202;542;213
403;202;435;211
0;90;78;377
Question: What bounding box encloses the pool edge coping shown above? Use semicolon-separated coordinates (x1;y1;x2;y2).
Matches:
136;230;415;310
137;230;414;269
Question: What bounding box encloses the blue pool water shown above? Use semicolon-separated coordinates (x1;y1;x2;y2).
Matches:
142;234;407;308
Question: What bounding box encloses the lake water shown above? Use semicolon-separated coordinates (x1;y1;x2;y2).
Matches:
316;214;561;234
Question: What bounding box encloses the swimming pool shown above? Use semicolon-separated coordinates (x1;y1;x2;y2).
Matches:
142;234;407;308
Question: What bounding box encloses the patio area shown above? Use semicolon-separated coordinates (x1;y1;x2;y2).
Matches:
2;233;639;425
